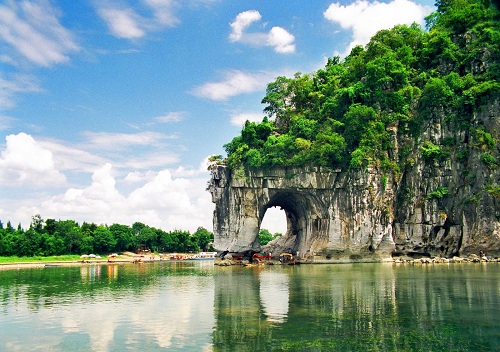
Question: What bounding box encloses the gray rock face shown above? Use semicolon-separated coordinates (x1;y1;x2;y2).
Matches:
208;101;500;261
208;165;397;262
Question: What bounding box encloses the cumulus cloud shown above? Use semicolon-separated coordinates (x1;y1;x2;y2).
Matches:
229;10;296;54
0;0;79;66
94;0;180;40
35;165;213;232
0;132;66;187
0;133;213;232
0;131;182;187
324;0;433;56
230;112;264;126
192;69;273;101
267;26;296;54
123;170;158;183
229;10;262;42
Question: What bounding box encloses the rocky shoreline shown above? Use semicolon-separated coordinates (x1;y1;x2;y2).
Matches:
214;253;499;266
392;253;499;264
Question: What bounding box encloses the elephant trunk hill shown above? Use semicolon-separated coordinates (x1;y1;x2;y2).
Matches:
208;109;500;261
207;1;500;262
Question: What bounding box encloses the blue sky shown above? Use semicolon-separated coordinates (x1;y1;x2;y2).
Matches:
0;0;435;233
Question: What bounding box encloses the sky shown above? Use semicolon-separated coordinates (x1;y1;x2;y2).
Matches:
0;0;435;234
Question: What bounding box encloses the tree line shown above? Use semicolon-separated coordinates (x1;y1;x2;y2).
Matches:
0;215;214;257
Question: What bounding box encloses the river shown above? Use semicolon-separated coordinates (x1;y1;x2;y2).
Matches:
0;261;498;351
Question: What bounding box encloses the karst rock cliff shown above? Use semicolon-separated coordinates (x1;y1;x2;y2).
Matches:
208;101;500;262
207;1;500;262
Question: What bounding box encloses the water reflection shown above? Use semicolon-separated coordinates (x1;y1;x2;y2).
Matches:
213;263;500;351
259;269;289;323
1;262;499;351
0;262;216;351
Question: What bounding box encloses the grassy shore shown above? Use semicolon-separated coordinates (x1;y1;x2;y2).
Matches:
0;252;159;269
0;254;83;264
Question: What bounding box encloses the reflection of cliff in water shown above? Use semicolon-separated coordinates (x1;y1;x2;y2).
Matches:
259;270;289;324
213;264;499;351
212;264;397;350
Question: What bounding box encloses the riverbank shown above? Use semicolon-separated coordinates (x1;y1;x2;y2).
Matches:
0;252;169;270
2;253;498;270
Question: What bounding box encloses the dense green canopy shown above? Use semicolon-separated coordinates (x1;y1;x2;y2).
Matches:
0;215;214;257
223;0;500;175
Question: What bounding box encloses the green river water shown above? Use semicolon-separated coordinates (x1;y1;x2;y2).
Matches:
0;261;498;351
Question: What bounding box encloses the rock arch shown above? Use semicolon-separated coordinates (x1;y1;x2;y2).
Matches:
207;165;396;262
260;191;310;256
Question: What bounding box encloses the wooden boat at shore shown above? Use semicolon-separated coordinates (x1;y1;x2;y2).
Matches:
280;253;295;264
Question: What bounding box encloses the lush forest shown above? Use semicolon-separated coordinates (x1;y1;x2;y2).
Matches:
0;215;282;257
220;0;500;176
0;215;214;257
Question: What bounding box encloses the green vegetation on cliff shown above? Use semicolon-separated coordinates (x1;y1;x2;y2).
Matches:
223;0;500;174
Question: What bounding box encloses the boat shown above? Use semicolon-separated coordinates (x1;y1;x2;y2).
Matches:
170;253;187;260
231;253;245;260
252;253;272;263
279;253;295;264
189;252;217;260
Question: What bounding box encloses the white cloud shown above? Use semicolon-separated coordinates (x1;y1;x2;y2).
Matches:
38;138;108;173
229;10;296;54
324;0;433;56
192;69;273;101
95;0;180;40
171;155;214;177
0;73;42;110
123;170;158;183
144;0;179;27
38;165;212;232
230;112;264;126
267;26;296;54
229;10;262;42
0;0;79;66
96;6;146;39
154;111;186;123
82;131;177;150
0;132;66;187
0;132;182;188
0;115;16;130
40;132;180;175
121;153;179;169
0;133;213;232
